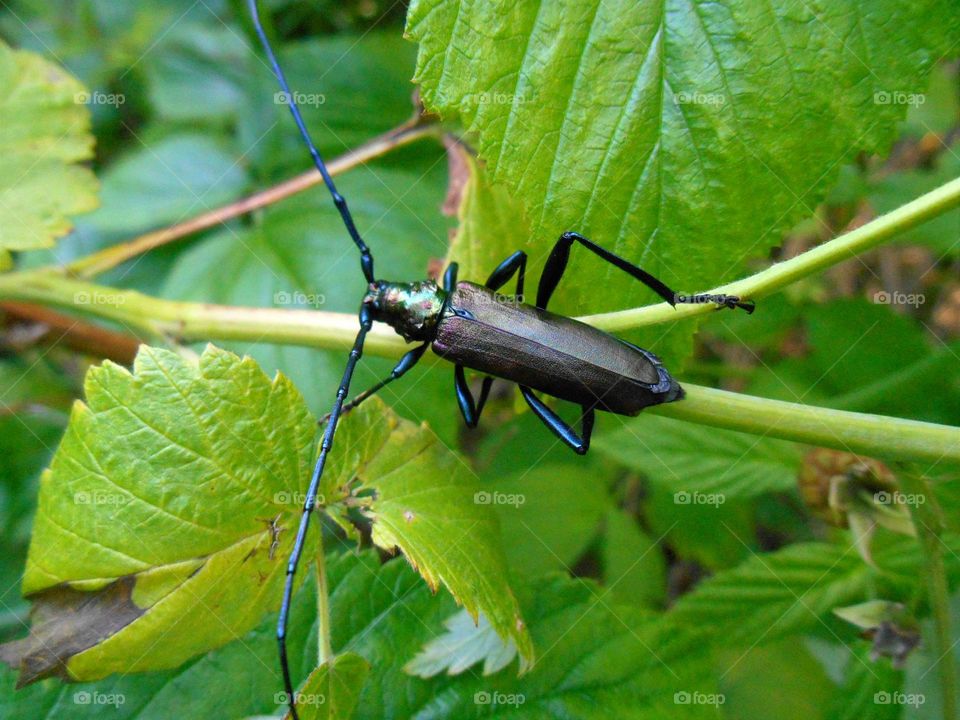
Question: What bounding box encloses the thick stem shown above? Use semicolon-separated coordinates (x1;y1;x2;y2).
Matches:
63;119;441;279
901;472;956;720
2;271;957;466
651;384;960;465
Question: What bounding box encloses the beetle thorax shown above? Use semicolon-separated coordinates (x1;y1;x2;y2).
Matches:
362;280;447;342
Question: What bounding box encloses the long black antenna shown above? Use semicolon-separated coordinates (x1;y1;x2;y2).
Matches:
247;0;375;283
276;308;372;720
246;4;379;719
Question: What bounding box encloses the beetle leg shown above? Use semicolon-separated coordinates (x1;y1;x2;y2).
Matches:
536;230;752;313
320;343;429;424
485;250;527;298
520;386;594;455
455;365;494;428
442;262;459;292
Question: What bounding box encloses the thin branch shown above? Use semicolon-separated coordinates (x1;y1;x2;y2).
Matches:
1;301;140;364
63;118;442;279
581;175;960;332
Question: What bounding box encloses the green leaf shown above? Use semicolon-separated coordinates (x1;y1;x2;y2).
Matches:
239;33;425;175
666;537;925;651
333;400;534;671
0;357;71;642
602;508;666;608
0;39;98;261
593;414;802;498
325;551;458;719
490;462;612;578
902;62;960;139
404;576;720;720
160;162;456;436
3;346;530;693
5;345;316;684
82;135;249;236
143;22;250;122
825;647;904;720
3;546;718;719
751;299;960;425
444;143;532;290
333;553;718;720
407;0;958;365
719;638;836;720
285;653;370;720
644;482;756;569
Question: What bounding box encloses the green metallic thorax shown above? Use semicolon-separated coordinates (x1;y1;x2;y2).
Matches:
362;280;447;342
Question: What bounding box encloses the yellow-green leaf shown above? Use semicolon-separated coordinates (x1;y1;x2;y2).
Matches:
0;40;98;261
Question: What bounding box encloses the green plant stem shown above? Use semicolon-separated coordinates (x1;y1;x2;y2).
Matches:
901;472;956;720
316;548;333;667
581;175;960;332
3;175;960;465
1;269;958;465
652;384;959;465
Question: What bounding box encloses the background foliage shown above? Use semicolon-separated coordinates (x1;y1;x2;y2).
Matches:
0;1;959;718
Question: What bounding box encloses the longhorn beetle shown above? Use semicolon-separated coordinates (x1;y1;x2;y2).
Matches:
247;2;754;717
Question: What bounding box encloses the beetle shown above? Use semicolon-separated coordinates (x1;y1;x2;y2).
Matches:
247;2;754;717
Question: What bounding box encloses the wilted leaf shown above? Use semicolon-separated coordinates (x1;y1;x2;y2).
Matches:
3;346;531;692
4;345;316;684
